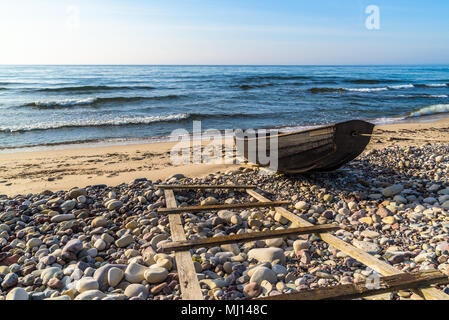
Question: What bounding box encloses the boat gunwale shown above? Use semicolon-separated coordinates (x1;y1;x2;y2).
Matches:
234;123;337;142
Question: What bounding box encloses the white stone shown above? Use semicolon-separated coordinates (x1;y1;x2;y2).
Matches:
107;267;124;287
124;262;147;283
6;287;29;300
77;277;99;293
248;248;286;265
144;266;168;284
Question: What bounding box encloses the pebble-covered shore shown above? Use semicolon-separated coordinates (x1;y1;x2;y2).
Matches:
1;143;449;300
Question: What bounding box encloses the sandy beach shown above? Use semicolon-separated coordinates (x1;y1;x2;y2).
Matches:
2;117;449;197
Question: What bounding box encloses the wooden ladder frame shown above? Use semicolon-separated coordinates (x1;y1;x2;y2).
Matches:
157;184;449;300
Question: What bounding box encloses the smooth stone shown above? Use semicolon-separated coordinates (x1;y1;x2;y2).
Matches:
6;287;29;300
94;239;107;251
106;200;123;211
61;200;77;212
26;238;42;249
144;266;168;284
51;214;75;223
295;201;309;211
1;273;18;289
220;243;240;255
265;238;283;247
247;248;286;265
92;217;108;228
124;284;149;299
108;267;124;287
250;267;277;285
115;234;134;248
63;239;83;254
124;263;147;283
201;197;218;206
77;277;99;293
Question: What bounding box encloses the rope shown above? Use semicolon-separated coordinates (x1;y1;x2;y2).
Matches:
359;133;449;143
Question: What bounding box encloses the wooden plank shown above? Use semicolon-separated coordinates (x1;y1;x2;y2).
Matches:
158;201;291;215
164;189;203;300
155;184;257;190
246;189;449;300
258;270;448;300
160;224;340;253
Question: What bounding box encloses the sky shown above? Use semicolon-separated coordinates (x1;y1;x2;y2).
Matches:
0;0;448;65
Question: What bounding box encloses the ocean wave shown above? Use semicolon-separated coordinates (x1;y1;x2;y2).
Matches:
19;95;183;109
409;104;449;117
309;84;417;94
388;84;414;89
416;83;448;88
33;85;156;92
346;87;389;92
0;112;277;133
0;113;191;133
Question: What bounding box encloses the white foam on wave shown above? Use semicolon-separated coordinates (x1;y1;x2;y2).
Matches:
409;104;449;117
388;84;414;89
0;113;190;132
346;87;388;92
425;83;448;87
32;97;98;107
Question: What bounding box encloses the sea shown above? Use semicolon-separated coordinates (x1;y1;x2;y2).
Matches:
0;65;448;150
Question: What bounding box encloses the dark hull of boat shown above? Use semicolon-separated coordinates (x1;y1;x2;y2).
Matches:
234;120;374;174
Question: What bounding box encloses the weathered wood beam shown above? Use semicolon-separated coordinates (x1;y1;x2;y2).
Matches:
258;270;448;300
164;189;203;300
157;201;290;215
160;224;339;253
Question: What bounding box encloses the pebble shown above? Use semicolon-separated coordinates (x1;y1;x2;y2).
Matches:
124;263;147;283
144;267;168;284
248;248;286;265
116;234;134;248
124;284;149;299
6;287;29;300
77;277;100;292
249;267;277;284
108;267;124;287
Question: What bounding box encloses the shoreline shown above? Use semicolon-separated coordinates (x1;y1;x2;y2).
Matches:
2;112;447;154
1;116;449;197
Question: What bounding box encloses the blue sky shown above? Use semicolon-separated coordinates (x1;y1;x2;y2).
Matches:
1;0;448;64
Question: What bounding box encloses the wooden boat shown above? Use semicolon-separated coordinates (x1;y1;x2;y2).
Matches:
234;120;374;174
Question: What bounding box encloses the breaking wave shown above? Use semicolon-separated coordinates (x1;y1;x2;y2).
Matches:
409;104;449;117
0;112;277;133
19;95;184;109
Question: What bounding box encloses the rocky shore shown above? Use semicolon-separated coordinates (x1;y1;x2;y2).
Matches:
1;142;449;300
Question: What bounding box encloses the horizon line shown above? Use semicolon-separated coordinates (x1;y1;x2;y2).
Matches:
1;63;449;67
